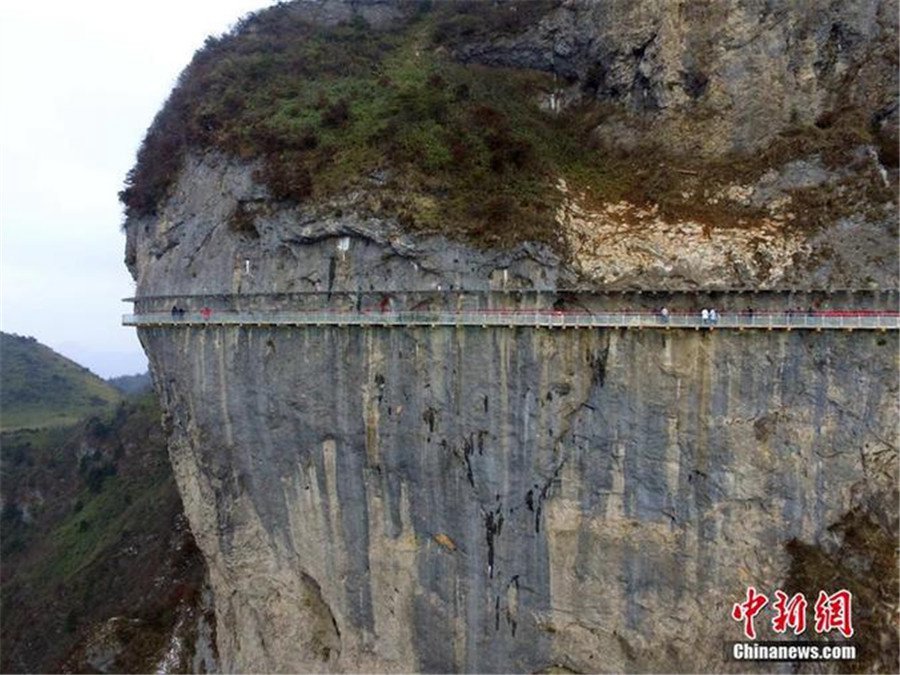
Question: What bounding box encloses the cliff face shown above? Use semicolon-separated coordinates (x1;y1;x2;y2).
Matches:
137;316;898;672
121;0;899;288
138;319;897;672
127;155;898;672
124;1;899;671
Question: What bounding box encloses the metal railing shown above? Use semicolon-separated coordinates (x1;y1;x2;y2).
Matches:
123;288;898;302
123;309;900;331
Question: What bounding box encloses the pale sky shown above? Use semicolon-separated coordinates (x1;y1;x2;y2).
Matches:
0;0;276;378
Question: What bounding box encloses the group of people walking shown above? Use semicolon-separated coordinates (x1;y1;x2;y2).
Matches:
171;305;213;320
658;307;720;325
700;308;719;324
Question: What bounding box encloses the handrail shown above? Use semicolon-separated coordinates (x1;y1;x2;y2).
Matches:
122;309;900;331
123;288;899;302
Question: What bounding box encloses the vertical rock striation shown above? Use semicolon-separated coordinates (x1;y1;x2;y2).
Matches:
138;316;897;672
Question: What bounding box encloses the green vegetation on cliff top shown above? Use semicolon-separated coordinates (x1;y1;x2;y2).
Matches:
0;333;121;432
121;1;601;246
120;0;893;248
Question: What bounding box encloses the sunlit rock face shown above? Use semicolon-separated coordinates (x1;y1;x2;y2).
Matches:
554;169;898;290
124;0;898;671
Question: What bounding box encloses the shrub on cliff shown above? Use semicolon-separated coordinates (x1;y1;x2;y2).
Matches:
117;1;600;247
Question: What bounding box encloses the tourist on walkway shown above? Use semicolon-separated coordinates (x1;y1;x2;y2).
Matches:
701;308;709;324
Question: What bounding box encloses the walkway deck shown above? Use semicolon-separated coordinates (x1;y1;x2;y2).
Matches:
123;309;900;331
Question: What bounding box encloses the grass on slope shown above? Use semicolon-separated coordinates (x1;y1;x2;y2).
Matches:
0;333;122;432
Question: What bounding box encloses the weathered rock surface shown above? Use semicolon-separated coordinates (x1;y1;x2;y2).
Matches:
129;151;898;294
139;318;897;672
454;0;899;157
554;159;898;290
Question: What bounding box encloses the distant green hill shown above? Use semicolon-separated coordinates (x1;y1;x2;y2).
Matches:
0;333;122;432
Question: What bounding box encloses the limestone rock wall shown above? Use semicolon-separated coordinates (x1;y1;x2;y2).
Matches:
127;153;897;299
122;1;900;662
139;319;897;672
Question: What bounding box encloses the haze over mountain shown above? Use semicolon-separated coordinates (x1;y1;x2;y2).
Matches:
106;371;153;396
